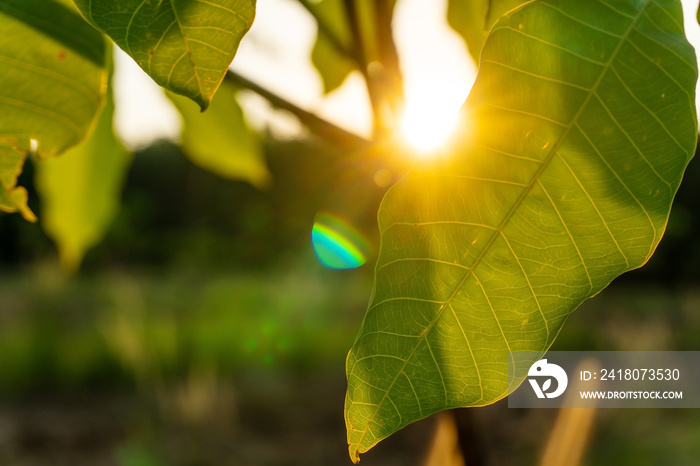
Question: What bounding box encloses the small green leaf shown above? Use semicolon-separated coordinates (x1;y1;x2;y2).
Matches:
0;0;107;157
309;0;356;94
35;87;131;271
309;0;394;94
346;0;697;461
168;83;270;189
73;0;256;110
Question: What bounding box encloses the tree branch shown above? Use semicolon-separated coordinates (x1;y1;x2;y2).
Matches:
224;70;370;147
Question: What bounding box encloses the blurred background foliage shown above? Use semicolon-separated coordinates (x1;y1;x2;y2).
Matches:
0;134;699;465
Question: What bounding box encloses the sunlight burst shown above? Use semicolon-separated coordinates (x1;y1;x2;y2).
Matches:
400;79;466;155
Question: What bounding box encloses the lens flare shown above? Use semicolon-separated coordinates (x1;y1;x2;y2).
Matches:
311;213;369;269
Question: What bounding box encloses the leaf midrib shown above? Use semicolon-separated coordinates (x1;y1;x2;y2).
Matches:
169;0;205;102
350;0;651;455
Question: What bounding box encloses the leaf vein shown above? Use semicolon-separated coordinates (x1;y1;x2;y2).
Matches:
482;103;568;127
540;1;624;38
194;0;252;25
492;26;607;66
593;94;672;187
449;303;484;402
481;58;592;92
169;0;205;100
625;37;691;95
574;122;657;248
124;0;149;56
0;95;82;136
377;257;470;273
424;339;447;403
0;54;100;107
499;232;549;337
536;179;593;292
368;297;445;314
187;38;229;55
632;26;696;73
609;65;687;154
381;221;496;236
556;152;629;268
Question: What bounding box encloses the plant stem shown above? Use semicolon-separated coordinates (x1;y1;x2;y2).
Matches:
224;70;370;147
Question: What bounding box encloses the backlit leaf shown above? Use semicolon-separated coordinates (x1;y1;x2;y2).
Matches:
168;83;270;188
35;87;131;271
309;0;355;94
346;0;697;461
0;0;107;222
73;0;256;110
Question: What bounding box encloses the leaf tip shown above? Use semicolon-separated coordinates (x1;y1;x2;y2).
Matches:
197;93;213;112
19;205;37;223
178;92;211;113
348;445;361;464
14;188;37;222
0;187;37;222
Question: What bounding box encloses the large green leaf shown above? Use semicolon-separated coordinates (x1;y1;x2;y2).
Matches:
346;0;697;461
35;87;131;271
447;0;526;63
168;83;270;188
0;0;107;220
73;0;256;110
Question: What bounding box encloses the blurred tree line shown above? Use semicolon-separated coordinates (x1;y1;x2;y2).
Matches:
0;136;390;272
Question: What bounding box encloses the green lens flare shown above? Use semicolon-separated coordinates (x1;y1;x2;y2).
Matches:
311;213;369;269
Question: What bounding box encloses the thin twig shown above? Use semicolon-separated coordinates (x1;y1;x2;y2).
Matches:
373;0;404;115
342;0;368;75
342;0;383;135
224;70;370;146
